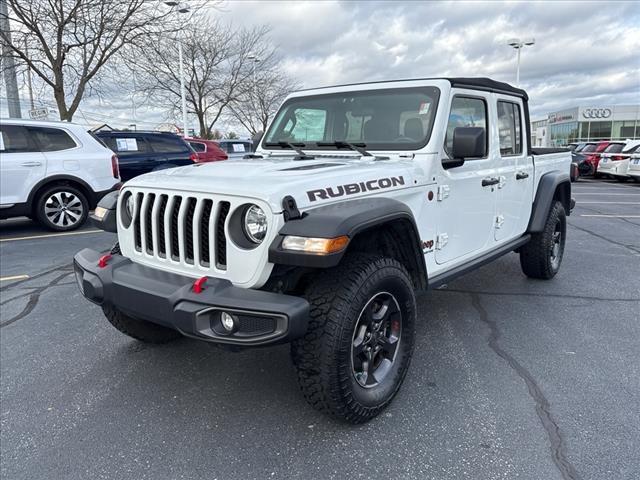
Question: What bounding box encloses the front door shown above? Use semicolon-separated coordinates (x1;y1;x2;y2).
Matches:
494;98;534;242
435;91;498;265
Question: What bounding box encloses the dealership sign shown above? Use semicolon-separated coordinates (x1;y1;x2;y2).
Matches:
548;112;576;124
582;108;612;119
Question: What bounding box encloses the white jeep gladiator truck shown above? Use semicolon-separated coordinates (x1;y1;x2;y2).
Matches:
74;77;573;423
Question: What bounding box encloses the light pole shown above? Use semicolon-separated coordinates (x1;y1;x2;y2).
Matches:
164;1;190;137
247;54;260;133
507;38;535;87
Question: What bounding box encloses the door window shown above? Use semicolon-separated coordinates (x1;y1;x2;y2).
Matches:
28;127;77;152
444;96;488;158
103;136;150;153
147;135;187;153
497;101;523;156
189;141;206;152
0;125;37;153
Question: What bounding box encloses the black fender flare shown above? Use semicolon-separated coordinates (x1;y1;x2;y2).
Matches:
527;171;571;233
268;197;427;275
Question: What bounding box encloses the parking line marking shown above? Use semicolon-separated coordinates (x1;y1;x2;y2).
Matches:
0;274;30;282
580;214;640;218
0;229;103;242
574;193;640;196
576;202;640;205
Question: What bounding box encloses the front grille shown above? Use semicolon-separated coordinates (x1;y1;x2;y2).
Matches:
131;193;232;270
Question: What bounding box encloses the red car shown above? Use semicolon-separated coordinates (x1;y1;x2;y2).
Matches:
186;138;228;162
576;141;611;176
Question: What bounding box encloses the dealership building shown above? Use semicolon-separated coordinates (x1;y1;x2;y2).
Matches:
530;104;640;147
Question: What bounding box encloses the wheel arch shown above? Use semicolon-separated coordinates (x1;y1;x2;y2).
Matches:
268;197;428;291
28;175;96;215
527;171;571;233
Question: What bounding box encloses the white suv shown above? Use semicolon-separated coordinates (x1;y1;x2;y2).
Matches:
0;119;120;231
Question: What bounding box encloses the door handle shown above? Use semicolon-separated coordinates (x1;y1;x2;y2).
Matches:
482;177;499;187
516;171;529;180
20;161;43;167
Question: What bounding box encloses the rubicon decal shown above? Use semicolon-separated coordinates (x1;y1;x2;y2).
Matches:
307;176;405;202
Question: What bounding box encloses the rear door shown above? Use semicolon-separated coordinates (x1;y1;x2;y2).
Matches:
435;91;498;265
493;97;533;242
146;135;193;167
0;124;46;206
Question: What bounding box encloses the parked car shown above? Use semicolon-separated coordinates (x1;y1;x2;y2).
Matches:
597;140;640;181
78;77;573;423
575;141;611;176
217;139;254;159
628;147;640;182
186;138;228;162
0;119;120;231
97;131;197;182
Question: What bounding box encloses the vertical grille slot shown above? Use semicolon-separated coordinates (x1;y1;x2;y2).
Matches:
133;192;143;251
199;200;213;266
157;195;168;257
144;193;156;254
215;201;230;269
170;196;183;260
184;198;197;264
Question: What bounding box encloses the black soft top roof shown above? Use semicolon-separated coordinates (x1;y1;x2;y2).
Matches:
447;77;528;100
298;77;528;101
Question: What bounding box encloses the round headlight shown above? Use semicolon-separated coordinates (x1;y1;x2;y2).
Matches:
125;194;135;218
243;205;267;244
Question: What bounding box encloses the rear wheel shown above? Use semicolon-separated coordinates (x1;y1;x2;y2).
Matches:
291;254;416;423
35;185;88;231
520;201;566;279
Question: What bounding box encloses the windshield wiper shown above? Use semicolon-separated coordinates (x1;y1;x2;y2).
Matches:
315;141;373;157
264;141;314;159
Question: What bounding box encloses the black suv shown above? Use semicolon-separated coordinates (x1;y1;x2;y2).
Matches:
96;131;196;182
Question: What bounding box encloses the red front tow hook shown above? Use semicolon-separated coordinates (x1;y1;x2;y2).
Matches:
193;276;207;294
98;254;112;268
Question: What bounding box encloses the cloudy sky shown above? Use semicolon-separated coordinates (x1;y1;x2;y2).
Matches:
8;0;639;131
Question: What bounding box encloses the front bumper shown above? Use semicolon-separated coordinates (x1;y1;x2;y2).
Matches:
74;249;309;347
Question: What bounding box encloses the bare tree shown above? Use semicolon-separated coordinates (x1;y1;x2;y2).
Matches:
130;19;275;138
0;0;214;121
227;66;300;136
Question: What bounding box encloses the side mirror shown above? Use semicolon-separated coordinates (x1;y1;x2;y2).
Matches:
442;127;486;169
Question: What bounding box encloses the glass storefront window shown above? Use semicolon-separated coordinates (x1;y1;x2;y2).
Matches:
549;122;579;146
589;121;612;141
612;120;636;139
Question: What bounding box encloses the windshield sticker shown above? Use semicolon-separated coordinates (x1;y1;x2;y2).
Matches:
232;143;246;152
116;138;139;151
418;102;430;115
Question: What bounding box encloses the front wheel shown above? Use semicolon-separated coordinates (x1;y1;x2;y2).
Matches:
520;201;566;279
291;254;416;423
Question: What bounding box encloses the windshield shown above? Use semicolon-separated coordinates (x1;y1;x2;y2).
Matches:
581;144;596;153
263;86;440;151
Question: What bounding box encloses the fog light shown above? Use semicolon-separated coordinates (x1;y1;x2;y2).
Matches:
220;312;236;332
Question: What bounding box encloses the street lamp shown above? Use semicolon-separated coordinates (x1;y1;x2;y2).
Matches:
164;1;190;138
507;38;535;87
247;54;260;133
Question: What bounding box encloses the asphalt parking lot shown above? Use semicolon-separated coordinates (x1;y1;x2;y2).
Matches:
1;179;639;480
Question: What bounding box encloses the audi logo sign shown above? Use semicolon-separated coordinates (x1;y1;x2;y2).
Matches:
582;108;612;119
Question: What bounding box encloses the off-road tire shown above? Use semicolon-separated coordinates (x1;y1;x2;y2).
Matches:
291;253;416;424
102;304;181;343
35;184;88;231
520;201;566;279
